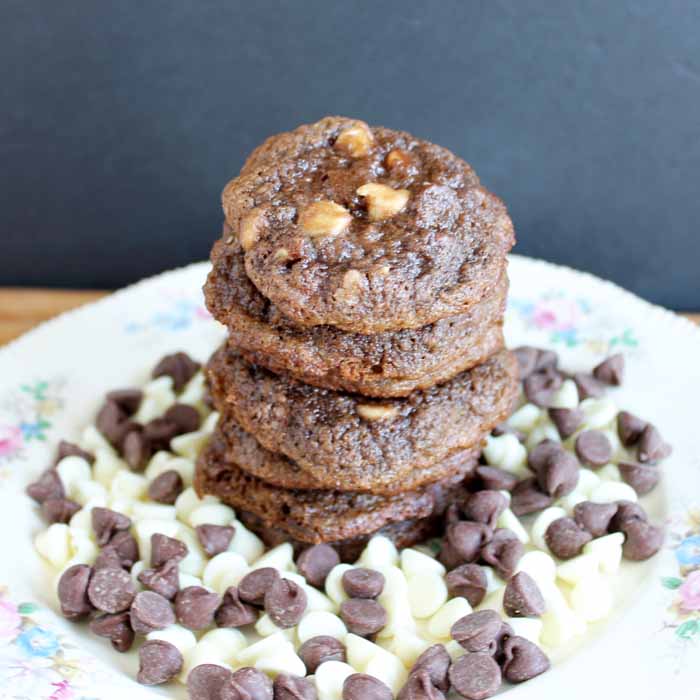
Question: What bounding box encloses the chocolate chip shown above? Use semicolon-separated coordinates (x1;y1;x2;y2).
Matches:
148;469;184;505
187;664;234;700
298;635;346;673
151;532;188;568
573;501;618;537
274;674;317;700
175;586;222;630
617;411;647;447
343;673;392;700
152;352;201;392
238;567;281;606
593;354;624;386
524;367;563;407
55;440;95;465
548;407;584;439
91;506;131;546
573;372;605;400
137;639;183;685
196;524;235;557
340;598;387;637
297;544;340;588
501;635;550;683
96;400;130;447
57;564;93;619
88;566;137;613
342;568;385;599
462;491;508;529
445;564;488;607
95;545;127;571
215;586;259;628
537;450;579;497
411;644;451;693
224;667;273;700
513;346;557;379
637;424;672;464
449;652;501;700
510;478;553;516
475;466;518;492
451;609;503;652
41;497;80;524
609;500;648;531
618;461;660;495
122;429;152;471
439;522;493;569
544;517;593;559
26;469;64;504
527;439;563;474
575;430;613;468
164;403;201;434
398;670;446;700
107;530;139;569
621;519;664;561
142;418;180;453
264;578;307;629
503;571;545;617
480;528;523;579
130;590;176;635
138;560;180;600
89;611;135;652
106;388;143;415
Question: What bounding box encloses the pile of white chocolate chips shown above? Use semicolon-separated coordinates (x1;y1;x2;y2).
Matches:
29;348;667;700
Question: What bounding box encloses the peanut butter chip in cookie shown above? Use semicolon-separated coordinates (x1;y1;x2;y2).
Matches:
300;200;352;239
357;183;410;221
239;208;266;251
334;121;374;157
356;403;399;422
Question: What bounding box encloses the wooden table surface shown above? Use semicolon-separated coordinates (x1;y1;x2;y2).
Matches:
0;287;697;346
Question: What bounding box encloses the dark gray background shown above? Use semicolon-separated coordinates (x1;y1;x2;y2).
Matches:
1;1;699;309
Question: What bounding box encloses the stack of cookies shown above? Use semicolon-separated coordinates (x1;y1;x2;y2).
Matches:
196;117;518;560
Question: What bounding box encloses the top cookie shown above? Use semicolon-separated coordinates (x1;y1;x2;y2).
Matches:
219;116;515;333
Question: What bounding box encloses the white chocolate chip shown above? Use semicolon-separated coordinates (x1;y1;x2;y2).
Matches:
356;403;399;422
131;502;177;521
297;610;347;643
515;550;557;589
300;201;352;239
482;433;528;476
407;572;448;619
175;487;217;522
239;208;266;251
506;617;543;645
377;566;415;638
251;542;295;572
171;430;209;460
357;183;410;221
325;564;354;606
583;533;625;574
255;613;295;640
147;624;197;656
134;519;180;566
134;376;176;423
93;448;126;488
228;519;265;564
556;553;600;585
506;403;542;433
335;122;374;158
55;456;92;499
364;651;408;696
568;573;613;622
400;548;446;578
384;632;431;667
202;551;250;593
588;481;637;505
497;508;530;545
110;470;148;501
35;524;72;569
73;479;107;508
254;643;306;677
358;535;399;570
314;660;356;700
549;379;579;409
187;503;235;528
579;398;617;430
426;597;472;640
236;632;290;665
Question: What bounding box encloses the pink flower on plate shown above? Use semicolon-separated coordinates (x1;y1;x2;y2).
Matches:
0;424;23;458
531;298;582;332
0;598;22;641
49;680;75;700
679;570;700;613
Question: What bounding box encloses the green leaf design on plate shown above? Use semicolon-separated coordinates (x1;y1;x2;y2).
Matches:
18;602;39;614
676;620;700;640
661;576;684;590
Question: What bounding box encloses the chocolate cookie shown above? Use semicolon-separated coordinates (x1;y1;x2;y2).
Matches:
214;116;514;333
206;345;518;493
206;236;507;397
194;429;474;545
216;411;479;495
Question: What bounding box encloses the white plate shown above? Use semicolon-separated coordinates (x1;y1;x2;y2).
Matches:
0;256;699;699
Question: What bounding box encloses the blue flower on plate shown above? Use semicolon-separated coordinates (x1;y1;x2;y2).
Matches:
16;625;60;658
676;535;700;567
